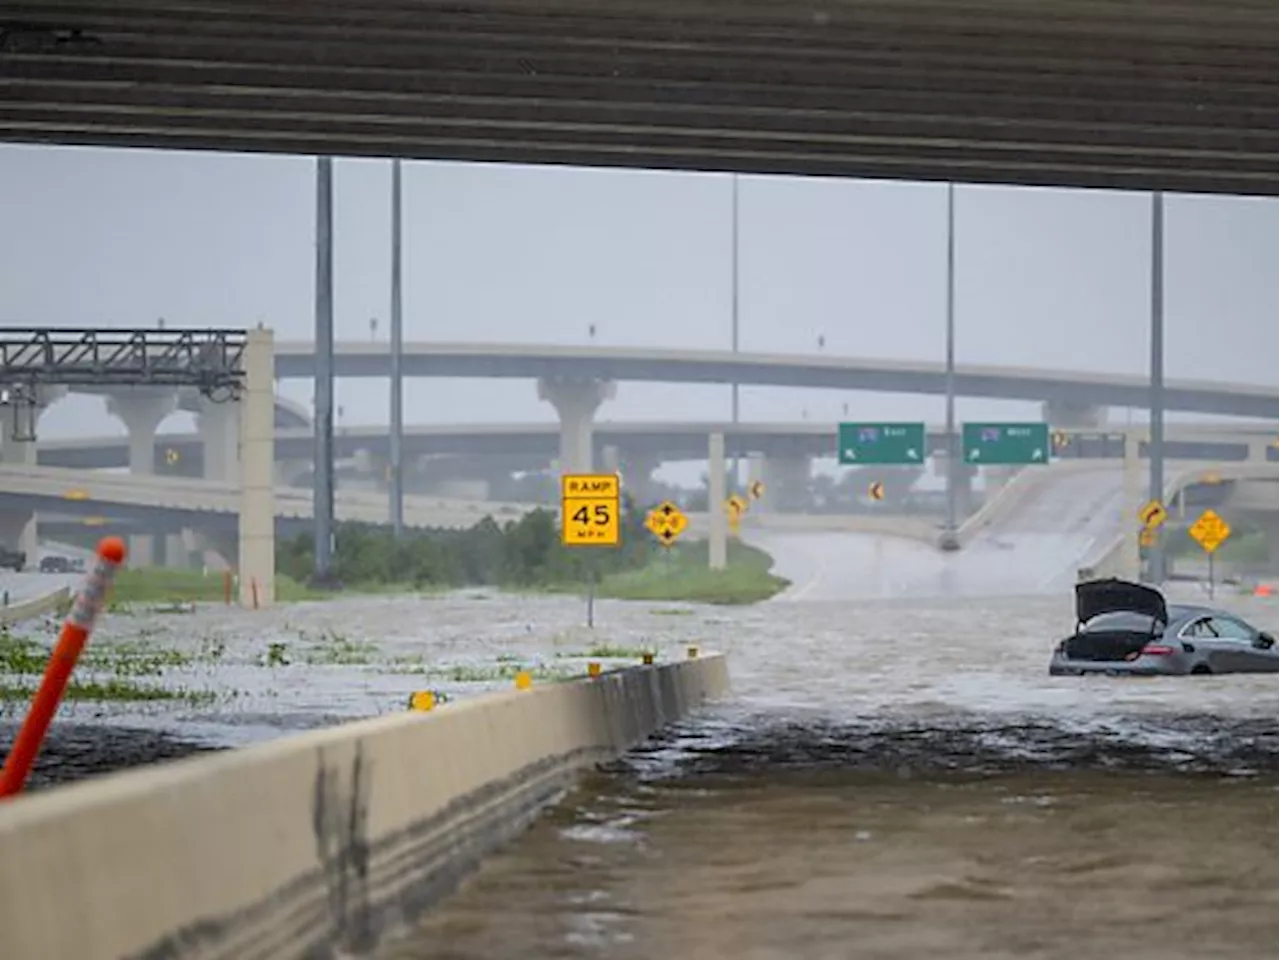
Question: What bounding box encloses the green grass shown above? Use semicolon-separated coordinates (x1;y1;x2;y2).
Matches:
595;539;789;605
0;625;221;705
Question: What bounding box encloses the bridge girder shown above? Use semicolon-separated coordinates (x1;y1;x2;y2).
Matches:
0;1;1274;195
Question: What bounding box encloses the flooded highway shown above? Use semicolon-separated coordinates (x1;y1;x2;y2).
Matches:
4;504;1276;956
369;520;1278;960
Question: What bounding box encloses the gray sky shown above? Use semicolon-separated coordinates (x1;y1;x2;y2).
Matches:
0;143;1275;450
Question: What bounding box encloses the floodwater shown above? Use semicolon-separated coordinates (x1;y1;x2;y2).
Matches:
370;522;1278;960
5;515;1277;956
367;584;1278;960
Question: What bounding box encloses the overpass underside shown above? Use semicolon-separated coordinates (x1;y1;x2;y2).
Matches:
0;0;1274;195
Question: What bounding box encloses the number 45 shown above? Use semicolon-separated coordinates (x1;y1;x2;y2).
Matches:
572;504;610;525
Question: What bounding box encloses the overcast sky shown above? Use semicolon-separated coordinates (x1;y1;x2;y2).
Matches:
0;143;1275;449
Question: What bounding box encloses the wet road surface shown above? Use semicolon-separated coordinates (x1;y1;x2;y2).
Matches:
753;464;1131;601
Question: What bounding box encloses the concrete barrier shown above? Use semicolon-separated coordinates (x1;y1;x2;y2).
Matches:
0;586;70;627
0;654;730;960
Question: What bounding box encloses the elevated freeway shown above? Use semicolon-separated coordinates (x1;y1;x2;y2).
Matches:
35;419;1280;473
271;342;1279;419
0;463;941;544
0;0;1273;194
0;463;533;536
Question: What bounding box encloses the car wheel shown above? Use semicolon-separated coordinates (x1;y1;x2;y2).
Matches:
1190;664;1213;676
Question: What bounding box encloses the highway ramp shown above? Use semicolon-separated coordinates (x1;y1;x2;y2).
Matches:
753;464;1131;602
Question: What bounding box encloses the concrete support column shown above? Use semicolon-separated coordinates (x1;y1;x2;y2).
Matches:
1042;400;1107;430
618;455;660;506
708;432;727;570
1247;439;1270;463
767;456;812;513
238;329;276;608
107;388;177;566
0;387;66;562
197;396;240;484
536;377;616;475
600;444;621;476
0;409;37;562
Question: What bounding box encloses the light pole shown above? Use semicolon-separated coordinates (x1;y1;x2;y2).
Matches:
730;174;741;491
389;158;405;539
313;156;336;583
941;182;959;550
1146;192;1165;582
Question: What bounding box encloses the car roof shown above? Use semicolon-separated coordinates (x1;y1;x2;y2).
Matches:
1167;604;1247;624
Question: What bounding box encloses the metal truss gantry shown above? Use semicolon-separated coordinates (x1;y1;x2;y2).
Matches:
0;329;249;441
0;328;248;395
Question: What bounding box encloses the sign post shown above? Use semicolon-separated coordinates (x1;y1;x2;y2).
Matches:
561;474;621;626
1188;509;1231;600
838;422;926;465
961;422;1051;465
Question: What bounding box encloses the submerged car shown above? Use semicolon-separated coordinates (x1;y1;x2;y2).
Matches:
1049;578;1278;676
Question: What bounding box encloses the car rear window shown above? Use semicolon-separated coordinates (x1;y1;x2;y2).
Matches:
1081;611;1160;633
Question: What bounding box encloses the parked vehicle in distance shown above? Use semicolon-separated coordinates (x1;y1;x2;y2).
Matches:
1049;577;1278;676
39;554;73;573
0;544;24;572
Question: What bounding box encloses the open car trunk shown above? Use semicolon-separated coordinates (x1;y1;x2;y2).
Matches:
1062;630;1155;662
1061;578;1169;662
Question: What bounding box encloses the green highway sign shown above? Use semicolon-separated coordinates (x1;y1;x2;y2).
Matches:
838;422;926;465
962;422;1050;465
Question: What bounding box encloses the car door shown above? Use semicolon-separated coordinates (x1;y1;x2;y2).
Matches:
1172;619;1223;670
1204;616;1273;673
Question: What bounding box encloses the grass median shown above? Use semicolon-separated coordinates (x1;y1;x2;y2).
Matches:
593;538;789;605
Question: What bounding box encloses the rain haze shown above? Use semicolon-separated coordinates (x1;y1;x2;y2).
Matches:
1;144;1276;485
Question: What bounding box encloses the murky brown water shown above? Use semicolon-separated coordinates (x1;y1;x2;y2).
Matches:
380;770;1277;960
359;581;1276;960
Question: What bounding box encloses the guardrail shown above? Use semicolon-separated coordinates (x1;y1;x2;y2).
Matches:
0;586;70;627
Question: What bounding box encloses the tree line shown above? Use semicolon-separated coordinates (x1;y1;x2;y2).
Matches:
276;494;658;589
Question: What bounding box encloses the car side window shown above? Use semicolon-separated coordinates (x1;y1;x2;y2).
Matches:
1206;617;1255;641
1180;618;1212;639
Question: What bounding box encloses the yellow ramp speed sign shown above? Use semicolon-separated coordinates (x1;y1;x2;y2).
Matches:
560;474;620;547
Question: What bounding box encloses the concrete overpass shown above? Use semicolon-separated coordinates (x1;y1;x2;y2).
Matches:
271;341;1279;420
0;1;1272;195
0;462;947;556
35;419;1280;476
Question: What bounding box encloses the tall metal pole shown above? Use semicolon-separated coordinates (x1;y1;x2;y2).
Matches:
389;159;405;539
730;174;741;492
1147;191;1165;582
942;182;958;545
313;157;335;582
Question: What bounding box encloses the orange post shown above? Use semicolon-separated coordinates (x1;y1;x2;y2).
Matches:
223;569;232;605
0;536;128;799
